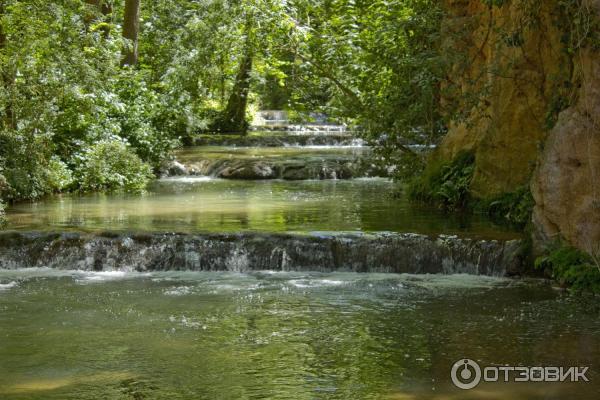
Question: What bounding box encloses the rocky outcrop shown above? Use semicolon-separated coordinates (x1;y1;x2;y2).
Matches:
532;0;600;253
438;0;600;254
438;0;570;197
0;231;524;276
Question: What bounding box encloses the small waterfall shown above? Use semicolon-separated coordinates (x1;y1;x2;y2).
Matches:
0;231;523;276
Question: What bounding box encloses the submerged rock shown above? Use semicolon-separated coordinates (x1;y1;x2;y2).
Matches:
0;231;523;276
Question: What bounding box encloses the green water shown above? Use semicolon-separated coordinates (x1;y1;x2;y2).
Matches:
5;178;519;239
0;270;598;399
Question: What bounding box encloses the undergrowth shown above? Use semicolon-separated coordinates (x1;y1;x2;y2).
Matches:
536;246;600;294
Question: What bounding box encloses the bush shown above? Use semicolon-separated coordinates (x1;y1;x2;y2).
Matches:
73;140;153;192
0;201;6;228
477;186;535;228
536;246;600;294
407;151;475;211
0;131;54;201
46;156;74;192
113;70;180;168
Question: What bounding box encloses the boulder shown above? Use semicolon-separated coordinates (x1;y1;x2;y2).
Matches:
217;161;277;179
165;161;188;176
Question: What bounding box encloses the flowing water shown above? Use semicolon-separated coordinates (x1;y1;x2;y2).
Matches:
4;178;519;239
2;138;597;399
0;270;598;399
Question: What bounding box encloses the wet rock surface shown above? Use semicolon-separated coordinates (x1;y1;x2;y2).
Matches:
165;158;383;180
193;134;364;147
0;231;523;276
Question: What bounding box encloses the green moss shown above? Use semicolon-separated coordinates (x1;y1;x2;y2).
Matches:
407;151;475;211
536;246;600;294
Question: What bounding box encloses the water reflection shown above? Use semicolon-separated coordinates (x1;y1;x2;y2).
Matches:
5;179;520;239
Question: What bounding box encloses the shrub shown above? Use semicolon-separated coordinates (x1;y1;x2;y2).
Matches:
477;186;535;228
0;171;7;227
0;201;6;228
46;156;74;192
408;151;475;211
112;69;179;168
535;246;600;294
73;140;153;192
0;131;53;201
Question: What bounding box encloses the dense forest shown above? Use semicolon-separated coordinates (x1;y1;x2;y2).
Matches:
0;0;441;202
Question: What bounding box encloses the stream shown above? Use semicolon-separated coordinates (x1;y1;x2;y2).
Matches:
0;130;598;399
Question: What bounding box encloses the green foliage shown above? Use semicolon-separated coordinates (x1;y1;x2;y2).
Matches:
112;69;178;167
0;200;6;228
73;140;153;193
0;131;53;201
46;156;74;193
558;0;600;54
478;186;535;228
286;0;446;162
536;246;600;294
408;151;475;211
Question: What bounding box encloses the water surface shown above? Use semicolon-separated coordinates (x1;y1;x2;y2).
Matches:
0;270;598;399
5;178;519;239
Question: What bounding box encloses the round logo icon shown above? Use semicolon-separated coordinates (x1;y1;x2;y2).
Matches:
451;359;482;390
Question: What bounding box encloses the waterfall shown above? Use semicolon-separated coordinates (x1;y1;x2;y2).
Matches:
0;231;523;276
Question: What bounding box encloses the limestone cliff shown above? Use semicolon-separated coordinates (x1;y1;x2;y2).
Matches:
532;0;600;254
439;0;571;197
438;0;600;253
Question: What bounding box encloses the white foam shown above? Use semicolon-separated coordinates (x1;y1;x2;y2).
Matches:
0;281;18;291
164;286;193;296
75;271;133;283
289;279;346;288
159;176;216;183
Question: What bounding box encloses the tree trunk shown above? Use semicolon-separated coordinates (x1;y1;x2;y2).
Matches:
121;0;140;67
0;1;14;130
212;50;253;134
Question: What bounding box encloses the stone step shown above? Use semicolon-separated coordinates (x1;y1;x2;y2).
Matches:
165;158;388;180
193;134;364;147
0;231;523;276
164;146;389;180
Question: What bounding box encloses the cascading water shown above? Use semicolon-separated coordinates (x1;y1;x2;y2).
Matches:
2;125;599;400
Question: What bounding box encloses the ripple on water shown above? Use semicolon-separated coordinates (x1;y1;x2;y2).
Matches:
0;270;598;399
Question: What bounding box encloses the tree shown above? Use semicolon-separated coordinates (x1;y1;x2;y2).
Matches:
0;0;14;130
211;15;255;134
122;0;141;66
